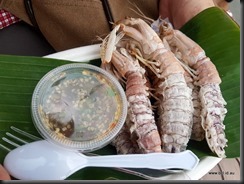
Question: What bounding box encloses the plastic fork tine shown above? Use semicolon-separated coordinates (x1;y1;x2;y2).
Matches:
10;126;41;141
5;132;29;144
0;131;25;152
2;137;21;147
0;136;21;152
0;143;12;152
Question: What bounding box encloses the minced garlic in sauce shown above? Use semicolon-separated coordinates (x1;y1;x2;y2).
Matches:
40;69;123;141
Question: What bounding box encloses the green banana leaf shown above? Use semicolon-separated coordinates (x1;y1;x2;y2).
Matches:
0;7;240;180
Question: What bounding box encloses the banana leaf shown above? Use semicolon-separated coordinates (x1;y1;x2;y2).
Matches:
0;7;240;180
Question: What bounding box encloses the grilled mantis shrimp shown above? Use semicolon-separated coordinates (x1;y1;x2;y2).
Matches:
113;18;194;153
159;20;228;158
100;27;162;153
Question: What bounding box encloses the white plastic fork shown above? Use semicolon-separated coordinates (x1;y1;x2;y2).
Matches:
0;126;198;180
0;126;42;152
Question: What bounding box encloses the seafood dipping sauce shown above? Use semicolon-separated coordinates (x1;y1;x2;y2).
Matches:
31;63;127;152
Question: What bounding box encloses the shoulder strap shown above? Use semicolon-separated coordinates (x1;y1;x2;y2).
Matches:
101;0;114;30
24;0;39;30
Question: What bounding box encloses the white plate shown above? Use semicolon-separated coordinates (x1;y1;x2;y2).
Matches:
44;44;222;180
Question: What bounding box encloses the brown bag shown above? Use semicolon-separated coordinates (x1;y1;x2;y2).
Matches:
0;0;159;51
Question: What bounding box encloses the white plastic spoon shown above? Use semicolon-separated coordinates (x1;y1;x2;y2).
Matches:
4;140;199;180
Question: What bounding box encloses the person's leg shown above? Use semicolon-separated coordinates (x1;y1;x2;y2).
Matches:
0;21;55;56
214;0;233;11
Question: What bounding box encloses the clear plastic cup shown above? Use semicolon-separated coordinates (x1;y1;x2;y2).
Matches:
31;63;127;152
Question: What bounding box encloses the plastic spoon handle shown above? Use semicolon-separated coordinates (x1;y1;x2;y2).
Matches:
85;150;199;170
